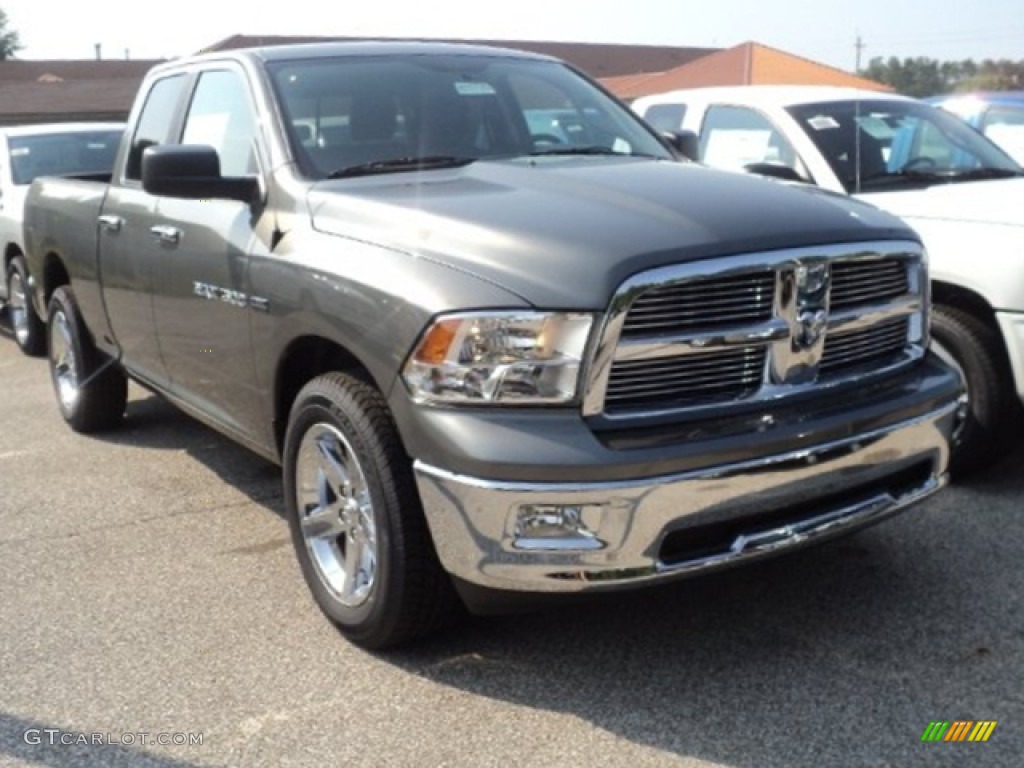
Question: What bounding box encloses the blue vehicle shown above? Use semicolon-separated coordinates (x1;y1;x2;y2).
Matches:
929;92;1024;165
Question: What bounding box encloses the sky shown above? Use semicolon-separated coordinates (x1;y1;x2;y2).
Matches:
4;0;1023;71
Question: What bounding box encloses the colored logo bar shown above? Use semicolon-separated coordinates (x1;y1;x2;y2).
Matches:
921;721;997;742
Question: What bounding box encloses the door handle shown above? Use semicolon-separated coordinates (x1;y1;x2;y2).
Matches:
98;214;123;232
150;225;182;245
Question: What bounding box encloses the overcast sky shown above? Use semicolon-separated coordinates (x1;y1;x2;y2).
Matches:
5;0;1023;71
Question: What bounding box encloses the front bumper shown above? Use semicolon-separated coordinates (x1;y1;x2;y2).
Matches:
411;367;960;593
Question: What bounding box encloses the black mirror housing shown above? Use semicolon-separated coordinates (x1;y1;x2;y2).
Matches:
663;130;700;161
141;145;259;203
743;162;806;183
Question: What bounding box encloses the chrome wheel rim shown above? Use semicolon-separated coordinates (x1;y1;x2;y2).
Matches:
49;309;80;411
8;270;29;345
295;423;378;607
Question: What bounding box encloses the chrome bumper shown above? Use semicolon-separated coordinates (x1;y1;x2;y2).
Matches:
414;401;957;592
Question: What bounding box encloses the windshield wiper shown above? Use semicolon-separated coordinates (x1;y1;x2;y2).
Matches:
942;167;1024;181
527;145;656;158
858;165;1023;189
327;155;476;179
857;168;952;188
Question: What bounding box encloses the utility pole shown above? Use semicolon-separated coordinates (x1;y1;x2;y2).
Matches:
854;34;866;72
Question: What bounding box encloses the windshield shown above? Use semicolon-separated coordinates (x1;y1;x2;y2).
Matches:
267;54;672;178
787;99;1021;193
8;130;123;185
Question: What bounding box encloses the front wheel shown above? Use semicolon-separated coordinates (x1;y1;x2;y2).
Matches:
47;286;127;433
283;372;456;649
931;305;1019;477
6;255;46;356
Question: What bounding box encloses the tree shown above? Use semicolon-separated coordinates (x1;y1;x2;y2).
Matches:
862;56;1024;97
0;8;20;60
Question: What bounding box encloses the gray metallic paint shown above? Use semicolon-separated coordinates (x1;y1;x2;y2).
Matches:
21;43;961;598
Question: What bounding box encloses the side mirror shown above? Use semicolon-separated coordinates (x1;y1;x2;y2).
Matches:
743;162;806;183
663;130;700;161
141;144;259;203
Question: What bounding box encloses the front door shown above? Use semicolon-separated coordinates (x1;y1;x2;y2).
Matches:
150;68;270;440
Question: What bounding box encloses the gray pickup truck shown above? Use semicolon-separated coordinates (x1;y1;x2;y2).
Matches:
24;42;962;648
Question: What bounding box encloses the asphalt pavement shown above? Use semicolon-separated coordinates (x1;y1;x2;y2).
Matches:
1;311;1022;768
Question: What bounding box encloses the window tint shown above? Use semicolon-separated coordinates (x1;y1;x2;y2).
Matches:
182;70;259;177
643;103;687;132
8;130;122;185
699;105;800;172
126;75;185;180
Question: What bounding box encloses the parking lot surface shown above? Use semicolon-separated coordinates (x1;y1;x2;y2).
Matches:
1;313;1022;768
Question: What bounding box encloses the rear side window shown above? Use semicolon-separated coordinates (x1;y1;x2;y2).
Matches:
642;103;687;132
125;74;186;180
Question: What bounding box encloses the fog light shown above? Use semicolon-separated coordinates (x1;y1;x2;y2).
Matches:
513;504;604;551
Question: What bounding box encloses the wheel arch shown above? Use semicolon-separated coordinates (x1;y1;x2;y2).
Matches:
3;242;22;275
272;335;382;457
931;280;1000;333
41;252;72;307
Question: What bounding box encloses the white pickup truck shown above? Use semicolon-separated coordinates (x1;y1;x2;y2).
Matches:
0;123;123;355
633;86;1024;475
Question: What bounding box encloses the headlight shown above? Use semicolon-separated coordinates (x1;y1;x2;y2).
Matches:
402;312;594;404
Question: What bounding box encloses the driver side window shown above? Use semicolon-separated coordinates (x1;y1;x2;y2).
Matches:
699;105;801;174
181;70;260;177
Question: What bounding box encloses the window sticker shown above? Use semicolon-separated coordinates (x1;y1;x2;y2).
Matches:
10;147;30;156
454;81;496;96
808;115;840;131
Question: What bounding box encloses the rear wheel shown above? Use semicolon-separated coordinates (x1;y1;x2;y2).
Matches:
6;255;45;356
283;372;456;649
931;305;1018;477
47;286;127;433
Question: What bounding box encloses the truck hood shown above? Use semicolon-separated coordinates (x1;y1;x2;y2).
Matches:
861;177;1024;228
309;157;913;308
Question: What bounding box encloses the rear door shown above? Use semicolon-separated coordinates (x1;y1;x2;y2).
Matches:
100;73;189;386
150;66;272;440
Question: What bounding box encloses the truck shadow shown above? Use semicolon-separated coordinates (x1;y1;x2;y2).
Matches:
381;440;1024;767
0;306;15;342
100;388;284;516
79;388;1024;767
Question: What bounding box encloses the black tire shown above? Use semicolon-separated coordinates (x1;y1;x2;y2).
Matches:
47;286;127;433
6;255;46;356
283;372;456;649
931;305;1019;477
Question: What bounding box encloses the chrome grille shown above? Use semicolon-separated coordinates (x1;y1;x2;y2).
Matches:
621;272;774;338
606;347;766;410
821;318;910;377
831;259;909;310
585;242;927;419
